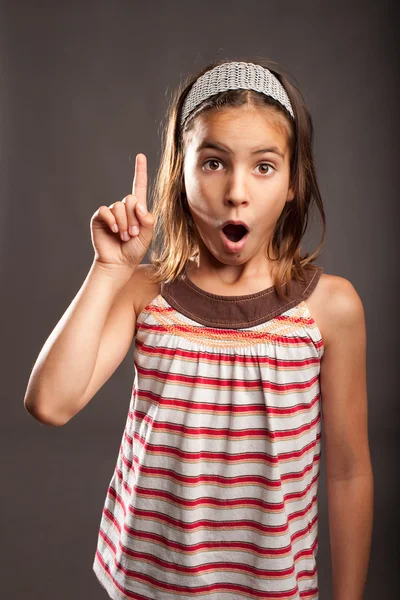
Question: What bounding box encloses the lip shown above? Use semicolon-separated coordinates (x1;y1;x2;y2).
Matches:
221;219;250;230
220;228;249;253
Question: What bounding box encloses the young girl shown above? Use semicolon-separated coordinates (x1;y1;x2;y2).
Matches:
24;58;373;599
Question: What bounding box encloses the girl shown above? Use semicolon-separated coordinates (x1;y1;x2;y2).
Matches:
24;57;373;599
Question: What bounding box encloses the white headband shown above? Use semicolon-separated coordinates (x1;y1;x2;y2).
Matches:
180;61;295;128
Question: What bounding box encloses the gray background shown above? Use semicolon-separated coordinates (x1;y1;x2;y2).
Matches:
1;0;398;598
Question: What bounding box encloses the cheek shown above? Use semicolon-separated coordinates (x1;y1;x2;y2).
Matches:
186;192;220;233
187;196;210;223
183;163;201;198
184;158;219;199
185;175;212;215
266;176;292;206
187;178;203;199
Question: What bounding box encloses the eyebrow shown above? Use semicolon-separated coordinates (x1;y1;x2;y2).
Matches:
196;139;285;159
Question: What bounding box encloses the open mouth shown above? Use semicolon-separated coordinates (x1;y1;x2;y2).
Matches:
222;224;248;242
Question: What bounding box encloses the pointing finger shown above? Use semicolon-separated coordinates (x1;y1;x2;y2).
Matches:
132;153;147;208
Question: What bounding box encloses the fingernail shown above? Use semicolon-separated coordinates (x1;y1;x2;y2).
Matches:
137;202;146;214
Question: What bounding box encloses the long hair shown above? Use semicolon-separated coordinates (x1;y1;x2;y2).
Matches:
146;55;326;301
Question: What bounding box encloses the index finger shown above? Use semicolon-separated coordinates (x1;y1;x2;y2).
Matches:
132;153;147;205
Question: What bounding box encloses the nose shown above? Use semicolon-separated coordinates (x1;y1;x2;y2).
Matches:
223;168;250;206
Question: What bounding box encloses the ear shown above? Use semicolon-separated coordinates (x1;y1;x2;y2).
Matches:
287;186;295;202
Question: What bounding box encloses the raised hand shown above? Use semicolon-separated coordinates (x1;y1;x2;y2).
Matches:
90;153;154;273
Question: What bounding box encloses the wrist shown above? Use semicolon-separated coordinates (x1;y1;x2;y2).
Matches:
91;259;137;284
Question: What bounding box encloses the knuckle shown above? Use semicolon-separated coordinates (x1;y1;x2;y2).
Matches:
112;201;125;214
93;207;104;220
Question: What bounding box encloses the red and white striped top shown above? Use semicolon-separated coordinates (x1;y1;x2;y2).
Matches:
93;265;324;600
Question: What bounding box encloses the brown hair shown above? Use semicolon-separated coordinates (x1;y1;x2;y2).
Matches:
146;54;326;301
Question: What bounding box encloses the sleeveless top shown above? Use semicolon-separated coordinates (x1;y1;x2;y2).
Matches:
92;264;324;600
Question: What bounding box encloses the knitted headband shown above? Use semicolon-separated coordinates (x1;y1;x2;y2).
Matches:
180;61;295;128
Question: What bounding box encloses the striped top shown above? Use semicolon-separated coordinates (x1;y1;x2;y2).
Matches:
93;265;324;600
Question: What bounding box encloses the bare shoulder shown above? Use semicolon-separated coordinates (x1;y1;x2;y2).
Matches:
129;263;161;320
306;271;365;349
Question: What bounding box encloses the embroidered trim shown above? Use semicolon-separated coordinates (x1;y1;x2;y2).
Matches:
140;296;318;349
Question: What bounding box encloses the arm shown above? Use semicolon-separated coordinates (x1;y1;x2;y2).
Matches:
319;277;374;600
24;260;138;426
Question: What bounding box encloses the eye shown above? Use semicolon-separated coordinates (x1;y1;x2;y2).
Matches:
202;159;275;175
257;163;275;175
203;159;223;171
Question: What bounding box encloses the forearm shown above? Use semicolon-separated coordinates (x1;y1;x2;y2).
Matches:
24;260;133;424
327;471;374;600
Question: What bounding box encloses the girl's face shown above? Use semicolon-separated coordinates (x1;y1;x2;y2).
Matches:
182;105;295;273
